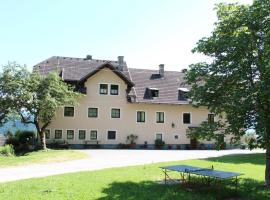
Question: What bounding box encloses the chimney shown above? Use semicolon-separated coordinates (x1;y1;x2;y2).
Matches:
181;68;187;73
85;55;92;60
118;56;124;71
159;64;164;78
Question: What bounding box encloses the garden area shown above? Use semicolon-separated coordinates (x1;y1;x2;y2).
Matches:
0;153;268;200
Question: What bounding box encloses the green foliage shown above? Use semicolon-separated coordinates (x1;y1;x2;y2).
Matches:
126;134;138;145
0;144;14;156
5;130;36;153
154;139;165;149
186;1;270;147
0;63;83;149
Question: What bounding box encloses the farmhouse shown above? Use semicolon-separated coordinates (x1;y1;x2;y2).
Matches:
34;55;221;149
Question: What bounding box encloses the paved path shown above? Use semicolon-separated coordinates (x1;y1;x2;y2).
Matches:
0;149;264;183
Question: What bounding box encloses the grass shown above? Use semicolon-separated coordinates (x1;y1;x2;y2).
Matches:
0;153;269;200
0;149;87;167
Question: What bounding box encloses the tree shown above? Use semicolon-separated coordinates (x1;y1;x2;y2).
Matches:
185;0;270;186
0;63;82;149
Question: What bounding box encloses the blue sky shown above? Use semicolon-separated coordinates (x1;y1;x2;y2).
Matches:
0;0;251;71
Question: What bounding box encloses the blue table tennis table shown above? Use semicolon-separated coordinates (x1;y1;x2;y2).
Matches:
160;165;243;190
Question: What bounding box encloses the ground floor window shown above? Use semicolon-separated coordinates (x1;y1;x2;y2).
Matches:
156;133;163;140
55;130;62;139
79;130;86;140
90;130;98;140
67;130;74;139
45;129;50;139
107;131;116;140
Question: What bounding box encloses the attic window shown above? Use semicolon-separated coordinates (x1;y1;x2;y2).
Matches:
178;88;189;101
150;88;159;98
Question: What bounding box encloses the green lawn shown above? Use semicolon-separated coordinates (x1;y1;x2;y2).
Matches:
0;150;87;167
0;153;269;200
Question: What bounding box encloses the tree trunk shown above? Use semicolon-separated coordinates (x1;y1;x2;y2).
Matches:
39;131;47;150
266;143;270;187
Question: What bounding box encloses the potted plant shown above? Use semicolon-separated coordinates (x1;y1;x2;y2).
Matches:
126;134;138;149
155;139;165;149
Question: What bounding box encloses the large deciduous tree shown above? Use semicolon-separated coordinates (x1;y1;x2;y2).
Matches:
185;0;270;186
0;63;82;149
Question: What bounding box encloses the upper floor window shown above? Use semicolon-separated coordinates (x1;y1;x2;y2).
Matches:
55;130;62;139
178;88;189;101
183;113;191;124
111;108;120;118
208;114;215;123
110;84;119;95
79;130;86;140
137;111;145;123
67;130;74;140
100;84;108;95
88;107;98;118
156;112;165;123
64;106;74;117
45;129;50;139
150;88;159;97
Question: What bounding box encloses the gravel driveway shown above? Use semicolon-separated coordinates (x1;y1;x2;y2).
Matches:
0;149;264;183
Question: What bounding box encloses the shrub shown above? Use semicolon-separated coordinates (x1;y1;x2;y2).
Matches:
155;139;165;149
0;144;15;156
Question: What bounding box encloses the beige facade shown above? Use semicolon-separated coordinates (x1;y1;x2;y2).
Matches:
46;67;215;147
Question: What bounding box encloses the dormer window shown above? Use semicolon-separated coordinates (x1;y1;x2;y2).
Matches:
150;88;159;98
178;88;189;101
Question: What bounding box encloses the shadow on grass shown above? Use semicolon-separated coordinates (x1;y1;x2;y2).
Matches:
97;179;270;200
205;153;265;165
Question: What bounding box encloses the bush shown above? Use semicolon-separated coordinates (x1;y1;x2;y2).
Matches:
5;130;36;153
0;144;15;156
155;139;165;149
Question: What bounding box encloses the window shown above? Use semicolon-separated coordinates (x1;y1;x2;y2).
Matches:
67;130;74;140
111;108;120;118
100;84;108;95
156;133;163;140
55;130;62;139
174;134;179;140
156;112;164;123
45;129;50;139
79;130;86;140
183;113;191;124
107;131;116;140
110;84;119;95
178;88;189;101
88;108;98;118
151;89;159;97
208;114;215;123
137;111;145;123
90;130;97;140
64;106;74;117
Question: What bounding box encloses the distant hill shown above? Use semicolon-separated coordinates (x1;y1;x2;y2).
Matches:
0;120;36;135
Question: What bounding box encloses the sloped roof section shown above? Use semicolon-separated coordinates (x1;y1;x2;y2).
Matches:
129;68;190;104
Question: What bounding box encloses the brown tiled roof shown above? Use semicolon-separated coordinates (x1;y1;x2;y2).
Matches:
129;68;190;104
33;56;190;105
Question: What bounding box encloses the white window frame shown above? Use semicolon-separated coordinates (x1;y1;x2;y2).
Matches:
107;130;117;140
136;110;146;123
78;129;87;140
54;129;63;140
155;133;163;140
110;108;121;119
63;106;75;118
90;130;98;141
66;129;75;140
110;84;120;95
182;112;192;124
87;107;99;118
155;111;165;124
